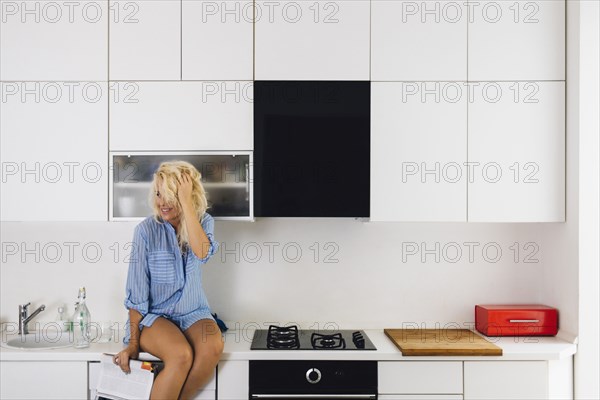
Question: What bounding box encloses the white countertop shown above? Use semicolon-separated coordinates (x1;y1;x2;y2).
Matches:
0;329;577;362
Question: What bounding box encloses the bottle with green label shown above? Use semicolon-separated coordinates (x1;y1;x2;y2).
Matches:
72;287;91;348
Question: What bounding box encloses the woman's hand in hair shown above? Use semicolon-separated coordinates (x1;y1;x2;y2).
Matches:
177;172;194;207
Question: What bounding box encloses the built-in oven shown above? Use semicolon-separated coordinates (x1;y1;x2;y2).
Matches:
249;360;377;399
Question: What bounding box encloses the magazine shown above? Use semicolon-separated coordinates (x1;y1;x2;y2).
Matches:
95;353;156;400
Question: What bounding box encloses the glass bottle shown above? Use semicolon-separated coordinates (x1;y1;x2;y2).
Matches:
73;287;91;348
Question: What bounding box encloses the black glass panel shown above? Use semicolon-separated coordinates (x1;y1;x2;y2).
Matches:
254;81;370;217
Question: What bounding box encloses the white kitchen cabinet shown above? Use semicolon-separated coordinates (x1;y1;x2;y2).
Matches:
468;0;565;80
371;82;467;221
182;0;253;80
0;0;107;80
110;152;253;221
464;361;548;399
0;81;108;221
379;396;463;400
0;361;87;399
89;361;216;399
217;360;249;400
254;0;370;80
109;0;180;80
109;81;253;151
371;0;467;81
468;81;565;222
378;361;463;394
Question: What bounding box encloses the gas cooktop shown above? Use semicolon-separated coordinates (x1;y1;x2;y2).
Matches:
250;325;377;350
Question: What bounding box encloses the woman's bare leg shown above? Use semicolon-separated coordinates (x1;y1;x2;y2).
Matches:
178;319;224;400
140;317;193;400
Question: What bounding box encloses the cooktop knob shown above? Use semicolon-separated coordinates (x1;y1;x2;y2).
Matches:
306;368;322;384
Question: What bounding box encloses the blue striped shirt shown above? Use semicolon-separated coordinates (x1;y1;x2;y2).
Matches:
123;213;218;340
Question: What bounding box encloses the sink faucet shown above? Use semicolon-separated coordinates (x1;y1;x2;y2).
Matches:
18;302;46;335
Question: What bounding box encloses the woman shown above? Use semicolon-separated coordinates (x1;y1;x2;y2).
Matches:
114;161;223;400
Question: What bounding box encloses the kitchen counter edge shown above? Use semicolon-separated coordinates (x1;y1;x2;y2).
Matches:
0;329;577;362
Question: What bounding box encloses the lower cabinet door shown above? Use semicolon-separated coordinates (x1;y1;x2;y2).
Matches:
0;361;87;400
89;361;216;400
379;361;463;394
464;361;548;399
218;360;249;400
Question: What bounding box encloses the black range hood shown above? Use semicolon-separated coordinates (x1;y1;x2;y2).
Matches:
254;81;370;217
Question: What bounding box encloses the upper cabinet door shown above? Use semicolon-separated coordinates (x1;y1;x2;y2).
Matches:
253;81;370;217
109;0;181;80
182;0;253;80
0;0;107;80
110;81;253;151
371;82;467;222
1;82;108;221
371;0;467;81
468;0;565;81
468;82;565;222
255;0;370;80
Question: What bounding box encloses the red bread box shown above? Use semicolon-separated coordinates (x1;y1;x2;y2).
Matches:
475;304;559;336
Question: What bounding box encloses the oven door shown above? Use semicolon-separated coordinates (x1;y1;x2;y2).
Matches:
249;361;377;399
251;396;376;399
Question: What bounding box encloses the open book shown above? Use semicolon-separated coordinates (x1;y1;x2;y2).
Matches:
95;353;156;400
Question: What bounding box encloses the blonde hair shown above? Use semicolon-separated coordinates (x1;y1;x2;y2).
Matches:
149;161;208;248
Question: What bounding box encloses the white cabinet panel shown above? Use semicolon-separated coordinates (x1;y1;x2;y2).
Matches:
0;0;107;80
217;360;248;400
255;0;370;80
464;361;548;399
379;361;463;394
0;82;108;221
380;396;463;400
110;0;180;80
371;1;467;81
1;361;87;399
468;82;565;222
109;81;253;151
371;82;467;221
182;0;253;80
89;361;215;400
468;0;565;80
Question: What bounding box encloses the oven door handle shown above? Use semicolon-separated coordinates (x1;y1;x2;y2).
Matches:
251;395;377;399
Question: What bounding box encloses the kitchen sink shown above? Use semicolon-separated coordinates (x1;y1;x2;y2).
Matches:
2;332;73;350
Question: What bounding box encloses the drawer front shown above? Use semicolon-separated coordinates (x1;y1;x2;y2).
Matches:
464;361;548;400
1;361;87;399
379;361;463;394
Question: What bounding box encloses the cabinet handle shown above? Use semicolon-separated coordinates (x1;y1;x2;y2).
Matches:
509;319;540;323
245;163;250;196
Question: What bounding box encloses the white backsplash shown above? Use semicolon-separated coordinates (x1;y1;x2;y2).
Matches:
1;219;548;332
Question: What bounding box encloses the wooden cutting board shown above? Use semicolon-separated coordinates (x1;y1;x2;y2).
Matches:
384;329;503;356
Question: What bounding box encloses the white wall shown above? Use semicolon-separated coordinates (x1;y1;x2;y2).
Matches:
542;1;600;398
2;220;549;332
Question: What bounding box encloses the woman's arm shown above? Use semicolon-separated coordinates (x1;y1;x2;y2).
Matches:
115;224;149;373
178;173;211;259
127;309;143;349
115;309;142;373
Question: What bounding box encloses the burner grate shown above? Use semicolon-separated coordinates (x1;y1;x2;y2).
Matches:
266;325;300;349
311;332;346;349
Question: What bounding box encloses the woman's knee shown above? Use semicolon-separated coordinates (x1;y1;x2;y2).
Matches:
196;338;224;366
187;344;221;381
209;336;225;359
165;343;194;371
